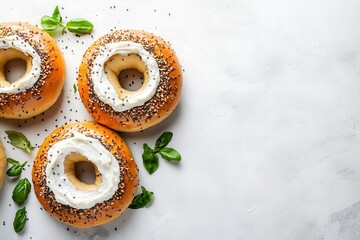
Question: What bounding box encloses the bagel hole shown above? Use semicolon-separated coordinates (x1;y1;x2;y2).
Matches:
4;59;27;84
118;68;144;91
75;161;97;185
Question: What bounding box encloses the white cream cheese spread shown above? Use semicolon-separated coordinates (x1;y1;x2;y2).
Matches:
45;132;120;209
91;41;160;112
0;35;41;94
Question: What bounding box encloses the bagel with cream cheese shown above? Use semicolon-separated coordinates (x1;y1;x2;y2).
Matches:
78;30;182;132
0;22;65;119
32;121;139;228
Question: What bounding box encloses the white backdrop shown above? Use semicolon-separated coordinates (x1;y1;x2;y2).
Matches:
1;0;360;239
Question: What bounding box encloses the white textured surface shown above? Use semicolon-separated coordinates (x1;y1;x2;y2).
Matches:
1;0;360;239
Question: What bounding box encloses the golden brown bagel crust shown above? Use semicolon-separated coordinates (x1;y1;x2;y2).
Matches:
78;30;182;132
0;22;65;119
0;139;6;189
32;121;139;228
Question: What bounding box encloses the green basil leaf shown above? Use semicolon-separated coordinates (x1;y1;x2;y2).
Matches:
6;161;27;177
6;165;23;177
73;83;77;93
143;143;154;156
142;144;158;174
52;6;62;23
5;130;35;154
159;148;181;161
7;158;20;166
13;207;26;233
40;15;61;36
21;161;28;168
155;132;173;150
12;178;31;204
66;18;93;34
129;186;154;209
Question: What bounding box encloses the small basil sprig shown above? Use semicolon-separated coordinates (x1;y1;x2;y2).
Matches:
142;144;159;174
52;5;62;23
5;130;35;154
12;178;31;204
142;132;181;174
41;6;93;36
129;186;154;209
155;132;173;150
66;19;94;34
6;158;27;177
13;207;27;233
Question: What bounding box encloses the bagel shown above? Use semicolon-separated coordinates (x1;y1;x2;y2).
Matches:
78;30;182;132
0;140;6;189
32;121;139;228
0;22;65;119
